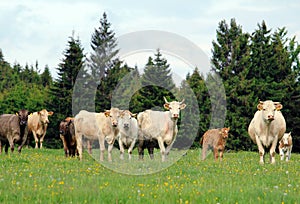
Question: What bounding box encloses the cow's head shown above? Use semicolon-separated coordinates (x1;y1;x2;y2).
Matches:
257;100;282;122
220;127;230;139
59;118;73;135
119;110;136;130
281;132;292;146
38;109;54;124
105;108;121;127
16;109;29;126
163;97;186;120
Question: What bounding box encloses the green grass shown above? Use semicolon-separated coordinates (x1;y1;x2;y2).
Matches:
0;148;299;204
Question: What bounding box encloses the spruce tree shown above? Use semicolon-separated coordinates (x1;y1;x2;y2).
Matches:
138;50;176;110
50;34;84;120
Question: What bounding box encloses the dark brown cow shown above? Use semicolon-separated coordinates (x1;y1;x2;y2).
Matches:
59;117;78;157
0;109;29;154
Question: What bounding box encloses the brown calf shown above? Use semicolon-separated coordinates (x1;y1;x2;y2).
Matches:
59;117;78;157
200;127;230;161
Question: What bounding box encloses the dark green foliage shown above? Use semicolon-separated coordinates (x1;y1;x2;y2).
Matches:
137;50;176;111
211;19;300;152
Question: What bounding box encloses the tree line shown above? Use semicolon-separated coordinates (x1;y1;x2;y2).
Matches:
0;13;299;152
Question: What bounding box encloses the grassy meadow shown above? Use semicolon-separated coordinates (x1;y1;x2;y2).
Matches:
0;148;299;204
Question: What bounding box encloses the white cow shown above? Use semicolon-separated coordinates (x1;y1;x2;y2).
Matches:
74;108;121;162
278;132;292;161
117;110;138;160
138;97;186;162
248;100;286;164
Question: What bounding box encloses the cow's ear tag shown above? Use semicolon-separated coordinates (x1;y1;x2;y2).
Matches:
16;112;19;116
30;113;33;116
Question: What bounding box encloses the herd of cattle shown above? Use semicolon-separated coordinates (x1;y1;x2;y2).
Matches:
0;98;294;164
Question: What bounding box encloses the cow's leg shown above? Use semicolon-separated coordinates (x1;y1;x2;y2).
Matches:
213;147;219;161
107;137;116;162
269;136;278;164
202;145;208;160
32;132;39;149
75;133;83;161
39;133;47;149
255;135;265;164
279;147;284;161
99;136;105;162
288;147;292;160
128;139;136;160
138;140;144;160
119;138;125;160
157;137;166;162
220;149;224;162
87;140;92;154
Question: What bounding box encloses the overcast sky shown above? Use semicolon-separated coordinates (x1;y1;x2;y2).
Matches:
0;0;299;79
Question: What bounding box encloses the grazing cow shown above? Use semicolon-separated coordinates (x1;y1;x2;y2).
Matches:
278;132;292;161
117;110;138;160
138;97;186;162
74;108;121;161
0;109;29;154
28;109;54;149
248;100;286;164
200;127;230;161
138;130;159;160
59;117;78;157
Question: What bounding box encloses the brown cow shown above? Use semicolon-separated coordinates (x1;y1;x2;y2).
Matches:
28;109;54;149
248;100;286;164
59;117;78;157
200;127;230;161
0;109;29;154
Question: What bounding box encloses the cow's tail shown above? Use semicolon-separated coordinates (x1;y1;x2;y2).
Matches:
200;137;203;146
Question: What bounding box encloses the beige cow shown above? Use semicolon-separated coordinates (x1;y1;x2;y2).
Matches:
138;97;186;162
248;100;286;164
28;109;54;149
74;108;121;161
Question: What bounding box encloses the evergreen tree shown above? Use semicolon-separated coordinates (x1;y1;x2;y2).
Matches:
50;34;84;119
211;18;252;150
88;12;121;111
41;65;53;87
47;34;84;148
138;50;176;110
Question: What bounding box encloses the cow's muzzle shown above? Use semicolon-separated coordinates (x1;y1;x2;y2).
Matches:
267;115;274;121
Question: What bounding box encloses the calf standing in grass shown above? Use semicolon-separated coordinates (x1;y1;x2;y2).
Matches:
200;127;230;161
278;132;292;161
59;117;78;157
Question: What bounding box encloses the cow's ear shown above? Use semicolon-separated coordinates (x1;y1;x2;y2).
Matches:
257;103;263;110
180;103;186;110
275;103;282;111
48;111;54;116
104;110;110;117
164;103;170;110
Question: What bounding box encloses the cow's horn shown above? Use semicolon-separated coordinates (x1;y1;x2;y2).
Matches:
180;99;185;104
163;97;169;104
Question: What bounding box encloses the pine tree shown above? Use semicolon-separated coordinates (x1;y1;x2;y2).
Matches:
88;12;123;111
138;50;176;110
50;34;85;120
40;65;53;87
211;18;253;150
